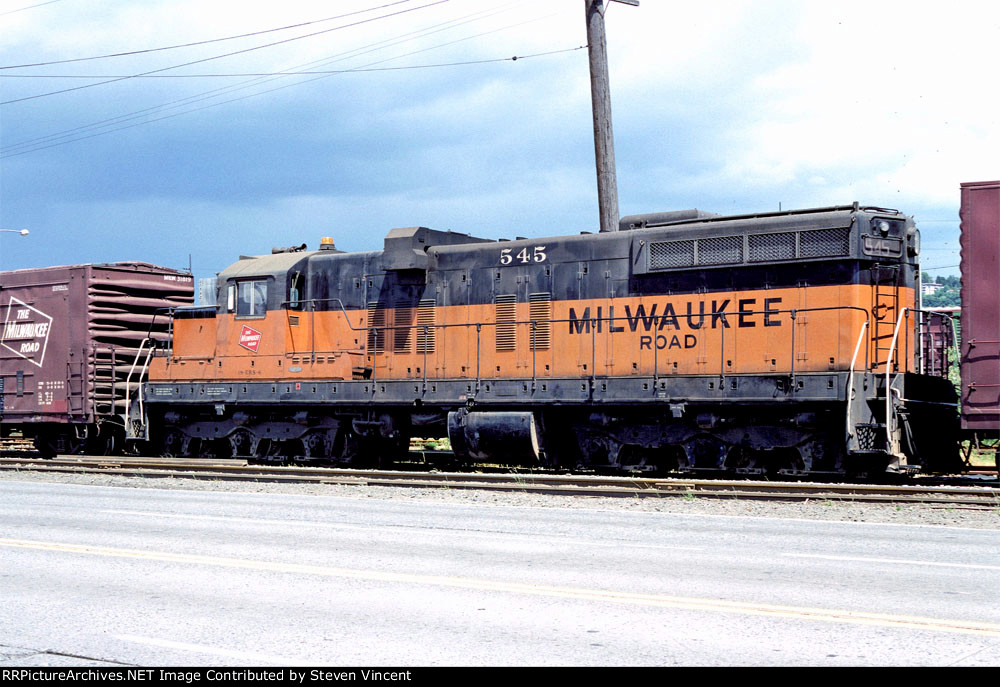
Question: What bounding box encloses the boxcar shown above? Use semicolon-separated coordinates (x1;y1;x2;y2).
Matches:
0;262;193;455
960;181;1000;438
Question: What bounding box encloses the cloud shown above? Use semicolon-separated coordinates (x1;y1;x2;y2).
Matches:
1;0;988;279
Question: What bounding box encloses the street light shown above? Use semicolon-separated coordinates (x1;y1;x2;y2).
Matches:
0;229;29;236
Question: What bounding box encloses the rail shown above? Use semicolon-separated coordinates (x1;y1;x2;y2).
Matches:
3;456;998;504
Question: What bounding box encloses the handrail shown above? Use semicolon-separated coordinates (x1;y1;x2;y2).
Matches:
845;320;869;442
884;307;912;456
124;337;154;437
238;301;874;386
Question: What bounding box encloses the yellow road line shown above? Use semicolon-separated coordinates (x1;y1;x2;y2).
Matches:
3;537;999;637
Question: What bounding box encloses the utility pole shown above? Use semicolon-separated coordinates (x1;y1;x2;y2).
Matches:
585;0;637;233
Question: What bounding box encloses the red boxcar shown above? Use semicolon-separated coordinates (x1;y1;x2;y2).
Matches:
0;262;193;454
920;306;959;378
959;181;1000;435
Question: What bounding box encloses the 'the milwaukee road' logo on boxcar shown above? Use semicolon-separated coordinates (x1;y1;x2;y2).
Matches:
568;297;784;350
1;297;54;367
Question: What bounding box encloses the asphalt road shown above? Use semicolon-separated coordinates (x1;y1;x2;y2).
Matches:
0;479;998;666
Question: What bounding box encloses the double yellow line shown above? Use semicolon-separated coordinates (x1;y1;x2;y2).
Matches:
4;537;999;637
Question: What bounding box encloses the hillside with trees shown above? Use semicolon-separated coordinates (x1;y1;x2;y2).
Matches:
921;273;960;308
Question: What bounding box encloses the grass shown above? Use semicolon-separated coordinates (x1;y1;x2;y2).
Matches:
962;441;999;468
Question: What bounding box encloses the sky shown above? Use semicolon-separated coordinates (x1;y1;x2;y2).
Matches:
1;0;997;292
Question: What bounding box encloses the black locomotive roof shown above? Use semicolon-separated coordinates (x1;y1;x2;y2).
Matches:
215;203;911;279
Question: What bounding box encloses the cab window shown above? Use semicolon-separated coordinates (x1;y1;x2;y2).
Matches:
288;272;305;311
232;279;267;317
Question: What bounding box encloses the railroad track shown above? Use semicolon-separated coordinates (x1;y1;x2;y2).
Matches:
1;455;998;507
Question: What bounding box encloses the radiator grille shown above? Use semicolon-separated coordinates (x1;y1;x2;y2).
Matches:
415;299;436;354
649;240;695;270
800;227;851;258
366;302;386;354
495;294;517;352
528;293;551;350
698;236;743;266
646;226;853;271
749;232;796;262
393;301;413;353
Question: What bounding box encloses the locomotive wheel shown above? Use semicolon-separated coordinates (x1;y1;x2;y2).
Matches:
301;429;338;461
724;446;759;473
160;429;192;457
228;429;259;458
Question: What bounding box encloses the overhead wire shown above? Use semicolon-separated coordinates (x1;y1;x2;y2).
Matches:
0;1;518;156
141;8;562;112
1;4;515;156
0;0;416;70
0;0;451;106
1;1;560;159
0;46;585;78
0;0;63;17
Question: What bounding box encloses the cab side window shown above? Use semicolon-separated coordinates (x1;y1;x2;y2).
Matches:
288;272;305;311
229;279;267;317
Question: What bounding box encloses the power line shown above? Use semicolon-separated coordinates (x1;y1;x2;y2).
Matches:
0;1;416;70
0;0;450;106
1;2;518;156
0;47;584;78
1;6;501;156
0;0;63;17
1;2;546;158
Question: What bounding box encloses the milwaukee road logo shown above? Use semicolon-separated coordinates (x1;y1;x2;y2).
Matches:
238;325;262;353
568;297;784;350
1;297;53;367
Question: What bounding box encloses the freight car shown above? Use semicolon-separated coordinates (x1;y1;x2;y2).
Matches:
959;181;1000;469
960;181;1000;433
125;203;962;477
0;263;194;455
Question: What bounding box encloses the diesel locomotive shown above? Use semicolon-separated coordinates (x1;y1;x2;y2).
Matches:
118;202;961;477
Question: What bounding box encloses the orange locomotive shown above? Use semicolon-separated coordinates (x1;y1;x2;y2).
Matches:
132;204;960;476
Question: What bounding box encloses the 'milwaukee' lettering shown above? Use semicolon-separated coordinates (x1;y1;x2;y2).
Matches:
2;321;50;340
567;297;783;335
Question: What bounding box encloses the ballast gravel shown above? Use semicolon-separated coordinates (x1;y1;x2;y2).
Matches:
1;469;997;529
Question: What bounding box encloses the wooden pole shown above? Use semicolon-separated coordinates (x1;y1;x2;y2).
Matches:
586;0;619;232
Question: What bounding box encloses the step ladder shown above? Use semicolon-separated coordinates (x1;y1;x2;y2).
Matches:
871;264;900;370
91;346;118;416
